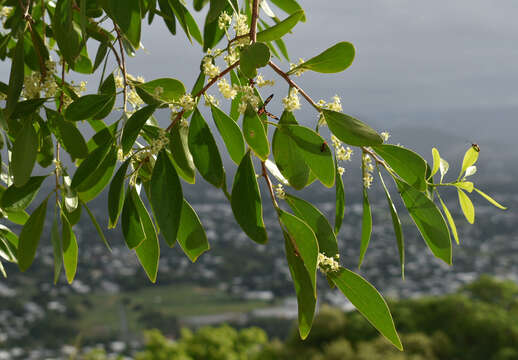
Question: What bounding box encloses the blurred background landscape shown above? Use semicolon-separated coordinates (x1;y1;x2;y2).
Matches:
1;0;517;359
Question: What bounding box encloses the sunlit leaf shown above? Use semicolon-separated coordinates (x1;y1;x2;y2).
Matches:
458;189;475;224
359;187;372;268
121;105;157;155
323;109;383;147
240;42;271;78
438;195;459;245
61;210;78;284
474;188;507;210
1;176;46;211
288;42;354;74
177;199;210;262
211;105;245;164
256;10;304;42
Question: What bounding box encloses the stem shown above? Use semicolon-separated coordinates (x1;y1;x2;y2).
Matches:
261;161;279;210
114;25;128;114
166;61;240;132
250;0;259;43
55;58;66;205
268;61;321;112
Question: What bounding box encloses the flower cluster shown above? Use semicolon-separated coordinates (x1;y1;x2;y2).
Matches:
202;57;220;80
362;153;374;188
204;94;220;107
380;131;390;142
274;184;286;200
233;13;249;37
218;12;232;30
318;95;342;112
217;78;238;99
282;88;301;112
256;74;275;87
150;129;170;154
114;72;145;114
0;6;13;18
224;48;240;65
289;58;306;77
331;135;353;176
317;253;340;274
237;85;260;113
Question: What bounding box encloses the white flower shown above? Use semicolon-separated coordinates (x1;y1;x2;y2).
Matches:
336;146;353;162
224;48;240;65
274;184;286;200
217;78;238;99
317;253;340;274
0;6;13;18
204;94;219;107
128;89;144;108
362;154;374;188
256;74;275;87
464;165;477;178
338;166;345;176
178;93;196;111
282;88;301;112
289;58;306;77
233;13;249;36
202;58;220;80
381;131;390;142
218;11;232;30
238;85;260;112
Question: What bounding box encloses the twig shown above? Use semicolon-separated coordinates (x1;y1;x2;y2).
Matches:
261;161;279;210
250;0;260;43
166;61;240;132
268;61;321;112
114;25;128;114
18;0;47;78
55;58;66;205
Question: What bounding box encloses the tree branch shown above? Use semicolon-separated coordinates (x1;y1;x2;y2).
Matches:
250;0;260;43
114;25;128;114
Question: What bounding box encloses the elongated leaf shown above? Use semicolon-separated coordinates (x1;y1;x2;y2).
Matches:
211;105;245;164
430;147;440;178
54;114;89;159
6;38;24;118
257;10;304;42
105;0;141;48
188;109;225;187
396;179;452;265
458;189;475;224
231;151;267;244
65;94;114;121
71;141;112;190
158;0;177;35
168;122;196;183
52;0;82;67
150;150;183;247
373;144;427;191
329;267;403;350
289;42;355;74
272;111;310;189
323;109;383;147
454;181;474;193
379;171;404;277
243;105;269;160
136;78;186;103
132;188;160;283
0;225;18;263
438;195;459;245
12;120;38;187
284;232;316;340
121;105;156;155
169;0;202;44
460;146;479;176
281;124;335;187
61;210;78;284
94;73;117;120
18;199;48;271
82;201;111;251
121;188;146;249
474;188;507;210
334;159;345;234
12;98;46;119
279;210;319;294
285;193;338;257
177;199;209;262
359;187;372;268
108;159;130;228
1;176;46;211
240;42;271;78
269;0;306;21
78;146;117;202
51;211;62;284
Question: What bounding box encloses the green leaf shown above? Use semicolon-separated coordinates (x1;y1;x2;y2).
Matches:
256;10;304;42
158;0;177;36
458;189;475;224
93;42;108;72
323;109;383;147
329;267;403;350
12;98;46;119
65;94;114;121
82;201;111;251
121;105;156;155
1;176;47;211
373;144;427;191
51;211;63;284
289;42;355;74
136;78;186;103
168;122;196;184
430;147;440;178
272;111;310;189
77;146;117;203
132;188;160;283
11;120;38;187
169;0;203;44
269;0;306;21
438;195;459;245
231;151;268;244
6;38;24;118
211;105;246;164
280;124;335;187
188;109;225;187
240;42;271;78
279;210;319;294
285;193;338;257
150;150;183;247
334;159;345;234
274;37;290;61
52;0;82;67
121;187;146;249
108;159;130;228
454;181;474;193
359;187;372;268
0;225;18;263
61;209;78;284
54;114;89;159
71;141;112;190
177;199;210;262
243;105;270;161
94;73;117;120
379;171;404;277
203;9;226;51
105;0;141;48
18;199;48;272
284;232;316;340
396;179;452;265
460;146;479;177
474;188;507;210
